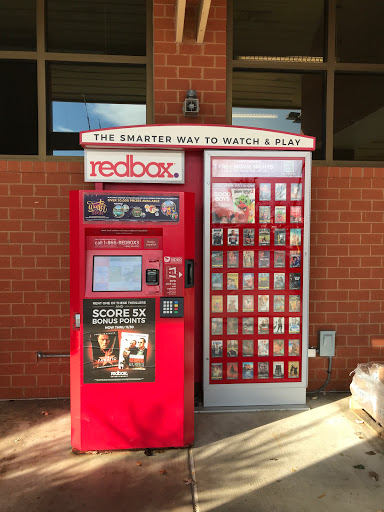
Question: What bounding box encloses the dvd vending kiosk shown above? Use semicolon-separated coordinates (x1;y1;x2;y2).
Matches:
70;191;195;451
204;151;311;407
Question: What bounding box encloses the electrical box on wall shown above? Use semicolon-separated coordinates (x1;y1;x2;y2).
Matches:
319;331;336;357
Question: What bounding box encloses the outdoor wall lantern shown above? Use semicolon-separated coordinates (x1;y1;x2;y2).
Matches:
182;90;200;116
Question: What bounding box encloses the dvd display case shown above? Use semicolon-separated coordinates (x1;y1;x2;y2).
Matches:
204;151;311;406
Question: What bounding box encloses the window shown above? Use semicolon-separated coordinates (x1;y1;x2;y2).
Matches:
0;61;38;155
232;70;325;160
46;0;146;56
0;1;149;157
231;0;384;163
47;62;146;155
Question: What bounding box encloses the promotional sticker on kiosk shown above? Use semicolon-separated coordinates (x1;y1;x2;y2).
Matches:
70;184;195;450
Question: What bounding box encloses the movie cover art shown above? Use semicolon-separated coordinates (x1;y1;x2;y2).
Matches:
258;273;270;290
273;317;284;334
258;294;269;312
227;295;239;313
212;251;223;268
258;317;269;335
227;339;238;357
259;228;270;246
227;273;239;290
227;362;239;380
243;250;254;268
259;206;271;223
289;273;301;290
288;361;300;378
275;183;287;201
259;183;271;201
274;229;286;246
243;228;255;246
90;331;119;370
211;295;223;313
289;295;301;313
274;273;285;290
211;363;223;380
227;317;238;335
242;295;254;312
289;317;300;334
243;362;254;379
211;339;223;358
275;206;286;223
226;229;239;247
290;228;301;246
118;333;149;371
211;317;223;335
242;317;254;335
211;272;223;290
273;295;285;312
289;340;300;356
273;339;284;356
228;228;239;246
227;250;239;268
290;251;301;268
243;272;254;290
258;250;270;268
212;228;223;246
242;339;254;357
258;361;269;379
258;339;269;357
274;251;285;268
273;361;284;379
83;298;156;384
211;183;255;224
291;183;302;201
290;206;302;223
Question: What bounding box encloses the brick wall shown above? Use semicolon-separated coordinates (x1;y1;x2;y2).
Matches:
153;0;227;124
0;161;86;399
308;166;384;391
1;161;383;399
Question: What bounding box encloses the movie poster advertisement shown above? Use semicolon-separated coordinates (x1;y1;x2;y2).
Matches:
83;298;156;383
211;183;255;224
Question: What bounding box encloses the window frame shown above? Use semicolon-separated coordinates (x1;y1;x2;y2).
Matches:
0;0;153;160
228;0;384;166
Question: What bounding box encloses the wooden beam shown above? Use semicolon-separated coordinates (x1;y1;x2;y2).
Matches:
175;0;187;43
197;0;211;44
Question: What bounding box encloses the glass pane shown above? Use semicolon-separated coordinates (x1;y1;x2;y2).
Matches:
233;0;325;61
0;1;36;51
47;62;146;154
0;61;38;155
232;71;324;160
334;74;384;161
46;0;146;55
336;0;384;63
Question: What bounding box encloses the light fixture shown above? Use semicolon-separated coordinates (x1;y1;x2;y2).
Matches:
182;90;199;117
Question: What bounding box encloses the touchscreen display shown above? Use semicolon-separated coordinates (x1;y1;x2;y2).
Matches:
93;256;142;292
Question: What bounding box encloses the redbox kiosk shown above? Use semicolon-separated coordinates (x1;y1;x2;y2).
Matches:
70;190;195;451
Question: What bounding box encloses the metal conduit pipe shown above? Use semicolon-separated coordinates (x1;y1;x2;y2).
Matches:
307;356;333;394
37;352;70;359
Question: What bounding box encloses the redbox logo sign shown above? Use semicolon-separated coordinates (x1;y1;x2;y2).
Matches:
85;149;185;184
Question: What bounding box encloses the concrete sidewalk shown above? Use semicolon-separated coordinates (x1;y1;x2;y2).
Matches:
0;394;383;512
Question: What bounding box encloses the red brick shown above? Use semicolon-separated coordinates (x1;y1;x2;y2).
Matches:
12;375;37;387
359;301;381;312
338;279;360;290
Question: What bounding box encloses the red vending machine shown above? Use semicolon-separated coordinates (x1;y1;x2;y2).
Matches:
70;190;195;451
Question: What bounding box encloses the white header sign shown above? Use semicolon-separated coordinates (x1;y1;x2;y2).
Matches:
84;149;185;183
80;124;316;151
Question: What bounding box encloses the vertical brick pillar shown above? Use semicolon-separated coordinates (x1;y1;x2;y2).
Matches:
153;0;227;124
